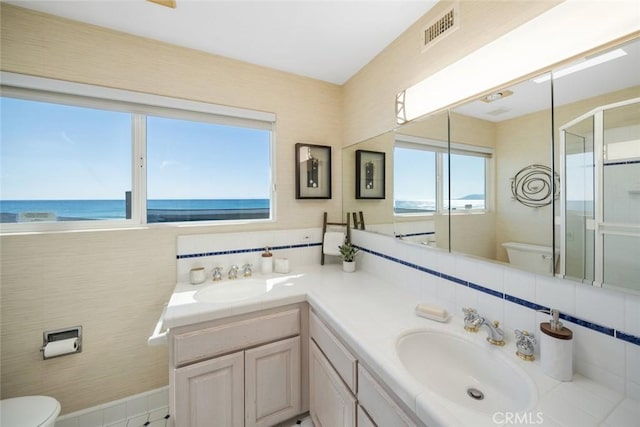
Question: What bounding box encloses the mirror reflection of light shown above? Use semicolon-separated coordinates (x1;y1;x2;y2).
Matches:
532;49;627;83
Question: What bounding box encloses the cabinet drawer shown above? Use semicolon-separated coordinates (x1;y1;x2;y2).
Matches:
358;366;416;427
310;311;357;392
173;308;300;366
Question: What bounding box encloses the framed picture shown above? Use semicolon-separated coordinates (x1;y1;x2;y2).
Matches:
295;143;332;199
356;150;385;199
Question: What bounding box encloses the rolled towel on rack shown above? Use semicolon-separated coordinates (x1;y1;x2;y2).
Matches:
323;231;345;256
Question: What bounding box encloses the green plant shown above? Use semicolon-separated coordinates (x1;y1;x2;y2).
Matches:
338;241;359;262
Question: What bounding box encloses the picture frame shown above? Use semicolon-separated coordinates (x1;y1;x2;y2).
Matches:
295;143;332;199
356;150;385;199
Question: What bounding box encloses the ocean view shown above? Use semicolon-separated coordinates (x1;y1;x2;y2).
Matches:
0;199;270;223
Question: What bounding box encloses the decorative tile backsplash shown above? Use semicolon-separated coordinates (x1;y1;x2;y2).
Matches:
175;228;326;282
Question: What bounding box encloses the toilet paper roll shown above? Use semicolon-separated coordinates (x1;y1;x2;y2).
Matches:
44;338;78;358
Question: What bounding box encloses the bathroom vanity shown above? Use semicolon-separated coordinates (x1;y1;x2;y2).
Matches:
167;303;309;427
161;265;632;427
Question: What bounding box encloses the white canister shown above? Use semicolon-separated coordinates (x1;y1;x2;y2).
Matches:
539;319;573;381
261;248;273;274
189;267;206;284
274;258;290;274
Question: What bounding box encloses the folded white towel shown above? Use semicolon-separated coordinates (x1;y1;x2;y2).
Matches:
323;231;345;256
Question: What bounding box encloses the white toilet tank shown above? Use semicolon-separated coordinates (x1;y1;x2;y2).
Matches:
502;242;557;274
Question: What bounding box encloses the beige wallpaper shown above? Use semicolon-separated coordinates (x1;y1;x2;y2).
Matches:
0;4;341;413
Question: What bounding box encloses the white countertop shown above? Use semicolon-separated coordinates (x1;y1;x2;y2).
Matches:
163;265;637;427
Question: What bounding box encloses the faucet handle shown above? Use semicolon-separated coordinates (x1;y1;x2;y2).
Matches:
515;330;536;361
462;307;481;332
212;267;223;281
228;265;239;279
242;263;253;277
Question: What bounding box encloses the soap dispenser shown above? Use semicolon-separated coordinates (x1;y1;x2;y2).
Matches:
261;247;273;274
539;309;573;381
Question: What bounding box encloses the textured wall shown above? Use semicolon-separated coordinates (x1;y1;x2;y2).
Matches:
0;4;341;413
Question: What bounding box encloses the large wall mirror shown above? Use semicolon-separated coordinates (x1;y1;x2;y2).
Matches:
554;37;639;293
342;36;639;293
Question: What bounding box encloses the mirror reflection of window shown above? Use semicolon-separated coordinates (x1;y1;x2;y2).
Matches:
444;153;487;211
393;145;436;214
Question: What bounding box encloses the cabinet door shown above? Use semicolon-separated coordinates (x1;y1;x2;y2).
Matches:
310;341;356;427
245;336;301;427
173;351;244;427
357;405;376;427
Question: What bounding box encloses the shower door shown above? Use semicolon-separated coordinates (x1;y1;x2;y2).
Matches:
600;101;640;291
560;98;640;291
560;117;595;283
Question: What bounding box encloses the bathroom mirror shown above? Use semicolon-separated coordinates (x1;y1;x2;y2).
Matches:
341;110;451;253
392;110;450;251
342;36;639;288
554;37;640;293
448;73;554;274
342;131;395;235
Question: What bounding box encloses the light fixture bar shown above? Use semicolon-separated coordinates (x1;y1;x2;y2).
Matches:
533;48;627;83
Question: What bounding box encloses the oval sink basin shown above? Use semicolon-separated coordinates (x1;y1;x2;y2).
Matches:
397;330;535;414
194;279;268;303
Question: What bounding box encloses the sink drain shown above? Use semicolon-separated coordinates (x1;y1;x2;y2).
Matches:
467;387;484;400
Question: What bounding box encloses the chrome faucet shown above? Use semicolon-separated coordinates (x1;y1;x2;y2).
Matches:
228;265;239;280
212;266;223;281
242;263;253;277
479;318;505;346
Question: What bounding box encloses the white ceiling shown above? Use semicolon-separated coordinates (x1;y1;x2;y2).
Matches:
5;0;438;84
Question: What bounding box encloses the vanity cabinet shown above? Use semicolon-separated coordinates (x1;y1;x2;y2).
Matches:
309;310;421;427
310;341;356;427
169;304;308;427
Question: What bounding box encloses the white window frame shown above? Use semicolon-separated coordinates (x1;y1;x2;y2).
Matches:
393;133;493;216
0;72;276;233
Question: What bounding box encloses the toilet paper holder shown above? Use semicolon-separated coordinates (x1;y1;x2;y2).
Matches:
41;326;82;359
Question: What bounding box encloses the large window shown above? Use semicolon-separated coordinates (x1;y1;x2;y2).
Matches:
0;73;274;231
394;135;491;215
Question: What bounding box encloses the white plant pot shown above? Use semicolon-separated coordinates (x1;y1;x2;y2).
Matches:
342;261;356;273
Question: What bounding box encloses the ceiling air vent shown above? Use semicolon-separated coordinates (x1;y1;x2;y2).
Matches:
422;5;458;50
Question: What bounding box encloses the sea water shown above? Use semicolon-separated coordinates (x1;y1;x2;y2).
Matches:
0;199;269;222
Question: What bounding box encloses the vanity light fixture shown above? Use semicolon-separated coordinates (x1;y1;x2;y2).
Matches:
533;48;627;83
480;90;513;103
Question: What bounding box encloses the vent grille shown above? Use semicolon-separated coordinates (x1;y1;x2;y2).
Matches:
423;7;458;49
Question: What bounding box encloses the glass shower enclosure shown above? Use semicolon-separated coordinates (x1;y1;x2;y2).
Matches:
559;98;640;292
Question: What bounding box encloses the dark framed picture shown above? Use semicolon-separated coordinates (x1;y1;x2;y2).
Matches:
356;150;385;199
295;143;332;199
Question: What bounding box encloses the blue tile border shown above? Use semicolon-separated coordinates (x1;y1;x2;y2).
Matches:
177;242;322;260
175;241;640;347
358;245;640;347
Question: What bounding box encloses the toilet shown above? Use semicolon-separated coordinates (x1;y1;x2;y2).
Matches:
0;396;60;427
502;241;558;274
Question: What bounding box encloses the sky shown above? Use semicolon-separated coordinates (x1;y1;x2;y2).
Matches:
0;97;271;200
394;146;486;201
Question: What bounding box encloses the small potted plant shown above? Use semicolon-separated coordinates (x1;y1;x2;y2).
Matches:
338;241;359;273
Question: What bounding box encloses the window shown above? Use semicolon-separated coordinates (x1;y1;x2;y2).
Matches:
394;134;491;215
0;72;275;231
444;153;487;211
393;145;437;213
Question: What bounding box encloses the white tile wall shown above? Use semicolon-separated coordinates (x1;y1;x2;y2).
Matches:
351;229;640;400
176;228;323;282
55;387;169;427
